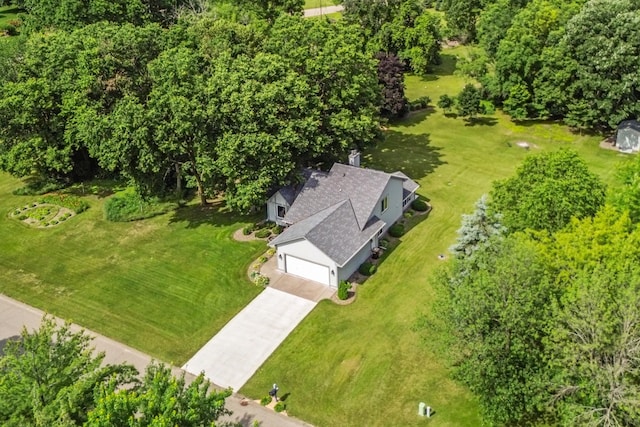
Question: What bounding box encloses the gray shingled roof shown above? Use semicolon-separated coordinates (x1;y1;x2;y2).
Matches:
283;163;394;230
270;200;385;266
618;120;640;132
391;171;420;195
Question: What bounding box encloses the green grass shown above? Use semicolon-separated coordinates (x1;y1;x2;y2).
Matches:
0;176;265;364
0;5;23;27
241;47;628;426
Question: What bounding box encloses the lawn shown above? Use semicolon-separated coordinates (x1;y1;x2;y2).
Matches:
0;5;23;26
0;176;265;364
240;47;629;426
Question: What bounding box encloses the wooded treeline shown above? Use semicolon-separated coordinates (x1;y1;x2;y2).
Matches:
0;0;446;209
440;150;640;426
439;0;640;130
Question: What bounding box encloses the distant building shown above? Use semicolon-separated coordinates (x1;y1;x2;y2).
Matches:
616;120;640;153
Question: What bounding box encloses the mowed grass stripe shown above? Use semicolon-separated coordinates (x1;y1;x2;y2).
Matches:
0;172;265;364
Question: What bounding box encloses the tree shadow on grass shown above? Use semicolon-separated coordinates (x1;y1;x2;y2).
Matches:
168;200;260;229
365;129;447;182
464;117;498;127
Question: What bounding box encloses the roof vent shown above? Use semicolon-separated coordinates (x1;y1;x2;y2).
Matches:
348;150;360;167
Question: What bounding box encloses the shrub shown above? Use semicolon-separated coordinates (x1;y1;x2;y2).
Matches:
411;198;428;211
18;215;27;220
403;211;413;218
14;210;20;215
271;224;283;235
379;239;389;249
338;280;350;300
104;192;176;222
258;256;268;264
60;216;67;222
255;229;271;239
274;402;286;413
13;179;64;196
41;194;89;214
31;203;37;207
260;396;272;406
409;96;431;111
243;225;254;235
51;220;58;225
266;247;276;257
0;24;17;36
359;262;377;276
388;223;404;237
253;274;270;287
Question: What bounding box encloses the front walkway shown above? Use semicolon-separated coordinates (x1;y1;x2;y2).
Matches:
182;287;317;391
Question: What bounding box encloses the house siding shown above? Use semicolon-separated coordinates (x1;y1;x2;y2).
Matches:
266;191;291;225
373;178;404;234
276;239;338;287
338;237;376;284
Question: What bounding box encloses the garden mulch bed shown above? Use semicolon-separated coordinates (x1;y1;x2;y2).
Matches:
11;202;75;228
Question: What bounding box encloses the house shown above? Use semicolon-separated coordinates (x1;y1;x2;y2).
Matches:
266;152;419;287
616;120;640;153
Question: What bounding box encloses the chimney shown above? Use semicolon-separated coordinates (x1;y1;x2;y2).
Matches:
348;149;361;167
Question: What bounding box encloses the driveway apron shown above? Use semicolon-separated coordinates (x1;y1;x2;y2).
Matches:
182;287;317;391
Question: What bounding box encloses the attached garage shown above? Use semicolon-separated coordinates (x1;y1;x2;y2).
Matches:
285;255;330;286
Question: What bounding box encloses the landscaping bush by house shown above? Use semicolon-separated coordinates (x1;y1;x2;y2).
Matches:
260;396;272;406
388;223;405;237
243;225;254;235
271;224;283;235
411;198;428;212
359;262;377;276
338;280;350;300
274;402;286;413
255;229;271;239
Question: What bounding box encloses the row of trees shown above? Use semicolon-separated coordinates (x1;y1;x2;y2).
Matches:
441;0;640;130
441;150;640;425
0;317;231;426
0;8;382;210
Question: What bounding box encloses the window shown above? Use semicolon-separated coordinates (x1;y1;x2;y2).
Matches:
381;196;388;213
277;205;286;219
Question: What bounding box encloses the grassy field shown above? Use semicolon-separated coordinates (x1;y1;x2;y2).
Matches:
241;47;628;426
0;177;265;364
0;5;22;26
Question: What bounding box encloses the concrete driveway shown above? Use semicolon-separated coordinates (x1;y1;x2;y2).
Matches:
182;287;317;391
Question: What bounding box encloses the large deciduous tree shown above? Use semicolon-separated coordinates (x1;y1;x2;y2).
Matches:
375;52;408;119
560;0;640;130
490;149;606;233
492;0;584;119
442;235;555;425
0;317;232;426
0;317;136;426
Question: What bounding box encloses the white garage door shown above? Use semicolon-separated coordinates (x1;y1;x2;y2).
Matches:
285;255;330;286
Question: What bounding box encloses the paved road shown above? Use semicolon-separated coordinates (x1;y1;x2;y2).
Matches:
0;294;312;427
303;4;344;17
183;287;317;391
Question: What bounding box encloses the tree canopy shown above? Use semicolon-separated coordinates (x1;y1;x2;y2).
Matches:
490;149;606;233
0;11;382;210
0;317;231;426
